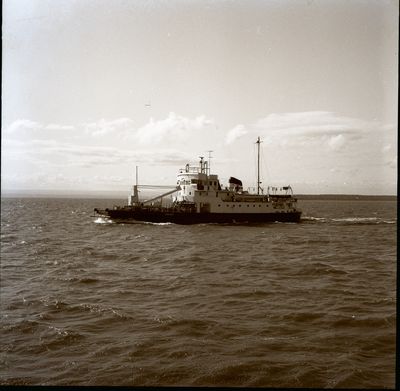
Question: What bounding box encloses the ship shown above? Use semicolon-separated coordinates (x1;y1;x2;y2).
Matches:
94;137;302;224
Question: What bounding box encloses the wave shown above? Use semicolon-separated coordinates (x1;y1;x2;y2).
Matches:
143;222;174;226
301;216;328;223
331;217;396;225
77;303;132;320
93;217;113;224
2;319;41;334
302;216;396;225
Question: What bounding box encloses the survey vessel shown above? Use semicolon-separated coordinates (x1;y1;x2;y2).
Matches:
94;137;302;224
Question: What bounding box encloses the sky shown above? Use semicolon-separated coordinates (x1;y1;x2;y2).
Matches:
2;0;398;195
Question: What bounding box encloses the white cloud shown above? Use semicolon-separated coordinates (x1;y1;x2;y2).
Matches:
386;156;397;169
219;112;396;193
327;134;346;150
44;124;76;132
3;113;395;194
134;112;214;145
257;111;377;138
382;144;394;153
83;118;135;137
5;113;216;146
2;114;216;191
3;136;193;169
225;111;385;151
225;124;248;144
4;119;78;142
4;119;41;134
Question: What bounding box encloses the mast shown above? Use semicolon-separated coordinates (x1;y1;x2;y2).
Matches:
132;165;139;204
199;156;204;173
256;137;262;195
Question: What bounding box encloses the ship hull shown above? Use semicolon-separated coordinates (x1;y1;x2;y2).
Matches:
95;208;302;224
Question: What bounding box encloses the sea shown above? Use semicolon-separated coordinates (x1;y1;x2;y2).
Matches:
0;197;397;387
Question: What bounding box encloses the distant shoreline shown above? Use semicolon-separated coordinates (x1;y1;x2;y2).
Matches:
1;190;397;201
296;194;397;201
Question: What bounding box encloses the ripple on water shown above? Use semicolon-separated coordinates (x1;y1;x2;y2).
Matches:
0;198;396;387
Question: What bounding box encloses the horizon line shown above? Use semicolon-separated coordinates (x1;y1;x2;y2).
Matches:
1;188;397;199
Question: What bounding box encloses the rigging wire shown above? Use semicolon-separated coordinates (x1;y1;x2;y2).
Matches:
260;144;271;189
250;138;272;193
253;142;258;192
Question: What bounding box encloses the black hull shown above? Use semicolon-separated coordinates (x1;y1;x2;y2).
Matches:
95;208;302;224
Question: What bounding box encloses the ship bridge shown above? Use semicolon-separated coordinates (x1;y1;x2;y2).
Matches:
174;157;221;202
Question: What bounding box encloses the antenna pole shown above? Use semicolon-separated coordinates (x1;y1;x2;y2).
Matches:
135;166;138;186
256;137;262;195
207;150;213;176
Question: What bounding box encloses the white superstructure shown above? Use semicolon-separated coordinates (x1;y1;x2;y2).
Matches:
170;156;298;214
127;137;301;219
96;138;302;224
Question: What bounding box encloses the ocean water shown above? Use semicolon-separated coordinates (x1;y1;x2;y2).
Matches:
0;197;396;387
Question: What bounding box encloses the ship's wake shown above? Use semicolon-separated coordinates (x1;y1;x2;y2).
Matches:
302;216;396;225
93;217;113;224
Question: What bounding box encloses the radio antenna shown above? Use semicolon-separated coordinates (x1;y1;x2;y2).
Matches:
206;150;213;176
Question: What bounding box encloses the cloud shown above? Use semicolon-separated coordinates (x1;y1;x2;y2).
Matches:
83;118;135;137
225;111;384;151
3;136;193;169
220;112;396;193
2;111;215;191
2;113;396;193
4;119;77;141
327;134;346;150
44;124;76;131
225;124;248;144
134;112;214;145
386;156;397;169
5;113;216;146
248;111;375;136
4;117;135;141
4;112;219;165
5;119;42;134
